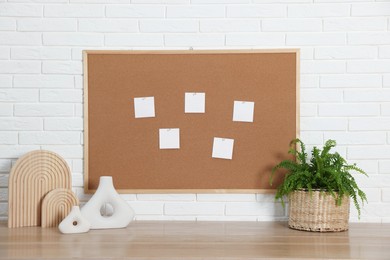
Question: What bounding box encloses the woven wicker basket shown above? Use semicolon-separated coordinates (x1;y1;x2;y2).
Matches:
288;190;350;232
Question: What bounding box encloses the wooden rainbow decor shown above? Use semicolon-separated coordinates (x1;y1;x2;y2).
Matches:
8;150;72;228
41;188;79;228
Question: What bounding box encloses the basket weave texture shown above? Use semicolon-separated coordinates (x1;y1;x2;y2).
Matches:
288;190;350;232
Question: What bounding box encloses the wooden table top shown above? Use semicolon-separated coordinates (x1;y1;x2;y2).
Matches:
1;221;390;259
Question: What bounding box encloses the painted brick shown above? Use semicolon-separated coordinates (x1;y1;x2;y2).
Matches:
345;90;390;102
321;75;381;89
197;194;256;202
352;3;390;16
301;118;347;131
349;160;377;175
41;145;83;158
44;118;83;131
348;60;390;73
0;47;9;60
0;175;8;187
226;33;285;46
226;202;284;216
0;159;12;172
262;18;322;32
132;0;188;3
256;194;278;203
382;189;390;202
137;194;195;201
44;4;104;18
324;18;387;31
0;104;13;116
324;132;386;145
349;32;390;45
0;61;41;74
79;19;138;33
349;118;390;131
0;188;8;201
14;75;74;88
0;132;18;145
72;159;83;173
348;146;390;160
43;33;103;46
200;20;259;33
136;216;196;221
227;5;286;18
382;104;390;116
42;61;83;74
71;173;83;187
167;5;225;18
301;89;343;103
288;4;350;17
165;34;225;47
300;103;317;117
130;203;167;215
0;145;40;159
193;0;250;3
0;18;16;31
19;132;80;145
106;5;165;18
0;76;12;88
385;75;390;88
164;202;225;215
379;46;390;59
0;118;42;131
105;34;164;47
0;4;42;17
299;132;323;145
315;47;377;60
14;104;73;117
75;104;83;117
301;75;319;88
0;203;7;216
40;89;82;102
286;33;346;45
70;0;130;3
0;32;41;46
18;18;77;32
300;47;314;60
0;89;38;102
301;60;345;74
354;175;390;189
379;161;390;174
141;20;198;33
74;75;83;88
11;47;70;60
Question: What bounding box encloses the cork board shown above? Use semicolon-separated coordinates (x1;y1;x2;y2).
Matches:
84;50;299;193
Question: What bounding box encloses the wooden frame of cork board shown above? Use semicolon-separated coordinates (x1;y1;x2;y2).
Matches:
83;49;300;194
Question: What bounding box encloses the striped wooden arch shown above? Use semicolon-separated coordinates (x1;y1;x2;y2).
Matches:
41;188;79;228
8;150;71;228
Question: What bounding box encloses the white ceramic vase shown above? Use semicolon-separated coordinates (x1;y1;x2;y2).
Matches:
81;176;135;229
58;206;91;234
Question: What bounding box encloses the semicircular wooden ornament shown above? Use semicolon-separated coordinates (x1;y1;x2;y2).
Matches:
41;188;79;228
8;150;72;228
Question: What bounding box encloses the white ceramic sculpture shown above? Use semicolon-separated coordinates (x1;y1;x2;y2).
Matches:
81;176;135;229
58;206;90;234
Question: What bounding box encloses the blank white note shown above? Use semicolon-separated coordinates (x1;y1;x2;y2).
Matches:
185;92;205;113
233;101;254;122
159;128;180;149
212;137;234;160
134;97;155;118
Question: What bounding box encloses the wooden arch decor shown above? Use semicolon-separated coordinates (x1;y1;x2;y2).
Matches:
41;188;79;228
8;150;72;228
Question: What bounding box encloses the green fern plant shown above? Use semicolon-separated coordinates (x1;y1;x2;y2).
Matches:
270;139;368;218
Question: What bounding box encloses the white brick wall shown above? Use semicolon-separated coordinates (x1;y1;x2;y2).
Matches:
0;1;389;223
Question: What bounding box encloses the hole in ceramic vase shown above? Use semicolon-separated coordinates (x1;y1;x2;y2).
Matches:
100;203;114;217
72;221;78;226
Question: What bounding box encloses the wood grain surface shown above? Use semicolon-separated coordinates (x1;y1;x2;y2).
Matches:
1;221;390;259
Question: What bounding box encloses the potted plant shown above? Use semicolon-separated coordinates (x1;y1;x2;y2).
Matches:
270;139;367;232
